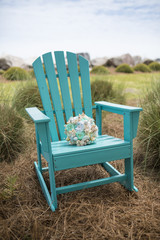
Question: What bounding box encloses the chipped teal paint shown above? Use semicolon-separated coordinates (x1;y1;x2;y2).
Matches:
26;51;142;211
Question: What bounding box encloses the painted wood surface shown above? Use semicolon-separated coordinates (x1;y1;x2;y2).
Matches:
26;107;50;123
51;135;130;156
95;101;142;113
56;174;127;195
67;52;83;115
32;57;58;141
25;51;142;211
79;55;92;117
43;52;65;140
54;51;73;121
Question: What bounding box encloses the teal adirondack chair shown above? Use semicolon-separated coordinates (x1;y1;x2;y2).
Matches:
26;51;142;211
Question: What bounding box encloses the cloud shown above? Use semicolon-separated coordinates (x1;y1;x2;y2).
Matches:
0;0;160;59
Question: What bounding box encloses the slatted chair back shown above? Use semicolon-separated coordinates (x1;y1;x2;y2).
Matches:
33;51;92;141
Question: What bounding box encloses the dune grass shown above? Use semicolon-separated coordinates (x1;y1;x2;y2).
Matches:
1;72;160;103
137;80;160;169
3;67;31;81
0;103;26;162
91;72;160;100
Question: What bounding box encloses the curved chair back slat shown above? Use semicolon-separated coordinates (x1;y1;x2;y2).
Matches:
32;57;59;141
33;51;93;141
54;51;73;121
79;55;92;117
43;52;66;140
67;52;83;116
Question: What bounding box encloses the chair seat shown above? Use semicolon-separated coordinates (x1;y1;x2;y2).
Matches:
50;135;131;171
51;135;129;156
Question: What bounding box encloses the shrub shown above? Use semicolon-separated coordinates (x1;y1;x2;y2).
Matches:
90;66;109;74
0;104;26;162
29;69;35;78
149;62;160;71
134;64;151;72
0;69;4;75
3;67;31;80
91;79;125;105
115;64;133;73
138;80;160;169
12;82;42;120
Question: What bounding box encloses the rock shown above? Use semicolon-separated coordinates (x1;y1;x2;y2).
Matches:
91;57;108;67
105;54;142;67
121;53;134;66
4;55;25;67
143;59;153;65
0;55;25;69
105;57;123;67
0;58;12;70
155;58;160;63
77;53;90;65
132;56;142;66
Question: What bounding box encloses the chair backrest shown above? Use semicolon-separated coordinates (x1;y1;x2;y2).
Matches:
32;51;93;141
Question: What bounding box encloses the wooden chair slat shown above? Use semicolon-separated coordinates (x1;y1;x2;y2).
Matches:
43;52;66;140
54;51;73;121
67;52;83;116
79;55;92;117
32;57;59;141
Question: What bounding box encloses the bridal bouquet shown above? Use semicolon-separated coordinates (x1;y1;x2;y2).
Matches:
64;113;98;146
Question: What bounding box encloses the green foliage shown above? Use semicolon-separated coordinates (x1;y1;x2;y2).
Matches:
91;79;126;105
3;67;31;81
12;82;43;120
134;64;151;72
149;62;160;71
0;104;26;162
29;69;35;78
0;175;18;200
115;64;134;73
0;69;4;75
138;80;160;169
91;66;109;74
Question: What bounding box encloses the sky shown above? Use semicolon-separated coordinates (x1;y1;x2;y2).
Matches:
0;0;160;60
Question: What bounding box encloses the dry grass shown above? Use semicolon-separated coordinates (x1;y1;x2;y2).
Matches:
0;111;160;240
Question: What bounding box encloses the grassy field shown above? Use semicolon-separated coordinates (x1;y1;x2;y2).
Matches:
91;72;160;100
1;72;160;102
0;72;160;240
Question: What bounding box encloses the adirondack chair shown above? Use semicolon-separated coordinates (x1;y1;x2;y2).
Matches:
26;51;142;211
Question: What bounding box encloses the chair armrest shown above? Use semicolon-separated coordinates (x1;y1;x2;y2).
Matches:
25;107;50;123
95;101;142;114
26;107;52;161
95;101;142;140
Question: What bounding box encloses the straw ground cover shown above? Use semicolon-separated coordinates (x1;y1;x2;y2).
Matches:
0;121;160;240
0;72;160;239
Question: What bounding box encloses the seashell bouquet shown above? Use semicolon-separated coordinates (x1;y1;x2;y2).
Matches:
64;112;98;146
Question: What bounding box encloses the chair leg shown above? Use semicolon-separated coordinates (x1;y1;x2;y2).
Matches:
48;156;58;209
35;125;42;173
101;157;138;192
34;162;56;211
123;157;138;192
